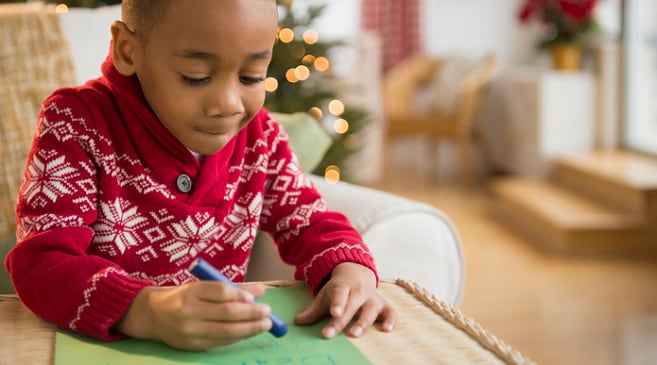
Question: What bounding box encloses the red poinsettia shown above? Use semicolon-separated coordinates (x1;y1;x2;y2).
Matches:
518;0;599;48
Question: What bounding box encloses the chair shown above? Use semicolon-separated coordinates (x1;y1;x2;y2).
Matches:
383;54;500;186
0;3;76;293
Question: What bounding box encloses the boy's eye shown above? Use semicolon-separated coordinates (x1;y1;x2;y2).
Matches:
182;75;211;86
240;76;265;85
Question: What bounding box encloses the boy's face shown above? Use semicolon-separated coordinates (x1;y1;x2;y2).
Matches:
126;0;278;155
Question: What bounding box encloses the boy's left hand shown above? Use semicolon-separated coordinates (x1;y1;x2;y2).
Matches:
293;263;397;338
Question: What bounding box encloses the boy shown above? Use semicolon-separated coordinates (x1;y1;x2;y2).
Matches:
5;0;395;351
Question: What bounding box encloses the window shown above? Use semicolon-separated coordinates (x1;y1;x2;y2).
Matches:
623;0;657;155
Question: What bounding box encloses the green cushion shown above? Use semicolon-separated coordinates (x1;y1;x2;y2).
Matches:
0;236;15;294
272;112;331;172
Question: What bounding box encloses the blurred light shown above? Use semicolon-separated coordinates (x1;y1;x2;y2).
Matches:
303;29;319;45
328;99;345;116
302;55;316;64
265;77;279;92
285;68;298;83
333;118;349;134
324;165;340;184
291;44;306;59
314;56;330;72
308;107;323;120
344;134;358;150
294;65;310;81
278;28;295;43
55;4;69;13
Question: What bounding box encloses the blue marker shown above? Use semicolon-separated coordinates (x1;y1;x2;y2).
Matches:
188;258;288;337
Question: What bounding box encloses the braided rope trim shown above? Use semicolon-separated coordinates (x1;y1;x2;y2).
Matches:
395;278;537;365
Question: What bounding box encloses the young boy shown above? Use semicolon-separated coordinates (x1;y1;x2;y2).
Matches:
5;0;395;351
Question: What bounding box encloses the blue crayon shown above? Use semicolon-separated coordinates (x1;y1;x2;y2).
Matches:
188;258;288;337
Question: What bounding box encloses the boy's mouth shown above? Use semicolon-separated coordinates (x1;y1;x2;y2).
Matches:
196;126;233;135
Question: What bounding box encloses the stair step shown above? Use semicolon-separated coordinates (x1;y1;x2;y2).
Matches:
554;150;657;215
491;177;657;255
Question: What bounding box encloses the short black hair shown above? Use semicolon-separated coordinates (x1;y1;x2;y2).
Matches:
121;0;172;40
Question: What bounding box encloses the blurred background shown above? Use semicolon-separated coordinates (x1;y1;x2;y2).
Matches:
2;0;657;364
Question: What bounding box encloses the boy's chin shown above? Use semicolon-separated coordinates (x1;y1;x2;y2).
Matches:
188;138;234;156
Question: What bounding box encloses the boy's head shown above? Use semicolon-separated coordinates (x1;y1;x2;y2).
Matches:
111;0;279;156
120;0;172;42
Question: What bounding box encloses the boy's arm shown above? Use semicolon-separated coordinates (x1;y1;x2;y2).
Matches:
257;112;378;293
4;94;153;340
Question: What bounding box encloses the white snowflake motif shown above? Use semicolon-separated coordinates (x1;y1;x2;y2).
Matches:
222;261;250;281
222;192;263;251
23;150;79;208
161;212;220;265
17;214;85;240
92;198;148;256
38;117;77;142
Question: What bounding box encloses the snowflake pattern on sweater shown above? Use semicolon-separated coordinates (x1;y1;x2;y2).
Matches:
5;57;375;341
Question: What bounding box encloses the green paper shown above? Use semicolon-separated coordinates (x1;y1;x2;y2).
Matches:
55;286;371;365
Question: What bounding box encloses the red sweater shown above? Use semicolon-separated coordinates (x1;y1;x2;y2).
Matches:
5;55;375;341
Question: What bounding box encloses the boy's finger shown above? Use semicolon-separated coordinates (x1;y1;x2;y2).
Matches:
171;317;272;350
346;300;381;337
327;285;350;318
378;304;397;332
188;301;272;322
238;283;267;299
293;295;327;325
321;288;362;338
192;281;255;303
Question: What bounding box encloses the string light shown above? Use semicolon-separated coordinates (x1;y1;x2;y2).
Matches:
303;29;319;45
313;56;330;72
308;107;323;120
302;55;316;65
278;28;295;43
294;65;310;81
333;118;349;134
55;4;69;13
265;77;279;92
285;68;298;83
328;99;345;116
324;165;340;184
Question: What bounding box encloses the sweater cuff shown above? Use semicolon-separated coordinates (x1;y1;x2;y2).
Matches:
68;267;154;341
300;243;378;294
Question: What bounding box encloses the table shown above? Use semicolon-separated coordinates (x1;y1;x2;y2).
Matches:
0;279;533;365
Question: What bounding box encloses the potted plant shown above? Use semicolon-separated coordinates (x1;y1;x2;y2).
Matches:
518;0;600;70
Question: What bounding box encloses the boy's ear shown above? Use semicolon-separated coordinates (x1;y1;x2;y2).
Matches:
110;21;138;76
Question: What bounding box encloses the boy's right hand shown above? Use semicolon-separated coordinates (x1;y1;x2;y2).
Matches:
114;282;273;350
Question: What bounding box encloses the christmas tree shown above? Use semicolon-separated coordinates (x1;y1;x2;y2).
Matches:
267;1;370;183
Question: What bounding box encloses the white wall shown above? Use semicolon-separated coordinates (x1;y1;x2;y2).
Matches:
421;0;541;66
300;0;541;67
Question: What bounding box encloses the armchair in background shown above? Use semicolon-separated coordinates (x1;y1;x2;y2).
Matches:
383;54;500;186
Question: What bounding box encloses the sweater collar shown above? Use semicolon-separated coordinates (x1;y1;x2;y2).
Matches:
97;50;251;202
99;52;198;168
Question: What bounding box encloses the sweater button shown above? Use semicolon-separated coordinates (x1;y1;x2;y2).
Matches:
176;174;192;193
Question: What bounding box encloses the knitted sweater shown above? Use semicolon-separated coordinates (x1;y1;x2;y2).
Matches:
5;55;375;341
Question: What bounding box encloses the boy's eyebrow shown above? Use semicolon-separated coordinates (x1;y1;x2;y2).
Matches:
175;49;272;60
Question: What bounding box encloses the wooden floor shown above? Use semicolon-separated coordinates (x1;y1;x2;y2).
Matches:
368;165;657;365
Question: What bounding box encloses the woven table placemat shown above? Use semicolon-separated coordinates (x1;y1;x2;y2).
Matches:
0;280;536;364
266;279;536;365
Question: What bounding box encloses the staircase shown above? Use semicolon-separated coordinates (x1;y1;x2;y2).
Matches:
490;150;657;255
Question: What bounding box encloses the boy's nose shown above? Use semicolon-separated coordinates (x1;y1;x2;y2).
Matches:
206;83;245;117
